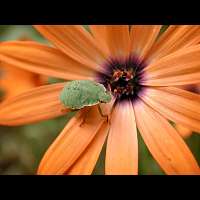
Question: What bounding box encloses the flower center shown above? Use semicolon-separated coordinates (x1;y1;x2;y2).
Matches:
97;56;145;102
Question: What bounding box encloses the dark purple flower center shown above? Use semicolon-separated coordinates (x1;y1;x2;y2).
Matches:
96;55;146;102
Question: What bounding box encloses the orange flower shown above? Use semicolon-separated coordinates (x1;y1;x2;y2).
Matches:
0;36;47;101
0;62;46;101
0;25;200;175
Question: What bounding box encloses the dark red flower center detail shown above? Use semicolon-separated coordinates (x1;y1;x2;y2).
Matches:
97;56;146;102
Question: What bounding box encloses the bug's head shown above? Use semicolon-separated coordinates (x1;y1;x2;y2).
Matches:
99;91;112;103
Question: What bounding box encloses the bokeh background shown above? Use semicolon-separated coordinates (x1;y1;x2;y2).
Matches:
0;25;200;175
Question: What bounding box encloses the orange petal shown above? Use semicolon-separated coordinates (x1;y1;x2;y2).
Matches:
0;41;96;80
0;83;68;126
146;25;200;63
134;100;200;175
104;25;130;57
176;84;200;94
142;45;200;86
130;25;161;61
89;25;110;53
105;101;138;175
34;25;108;70
0;62;43;100
37;106;107;175
139;87;200;133
175;124;193;138
67;121;109;175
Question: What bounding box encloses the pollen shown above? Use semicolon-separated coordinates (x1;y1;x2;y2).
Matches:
110;68;136;98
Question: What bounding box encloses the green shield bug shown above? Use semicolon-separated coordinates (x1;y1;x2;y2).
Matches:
60;80;112;120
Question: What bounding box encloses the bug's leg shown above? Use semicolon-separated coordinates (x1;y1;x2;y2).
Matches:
79;108;90;127
61;108;69;113
97;104;110;124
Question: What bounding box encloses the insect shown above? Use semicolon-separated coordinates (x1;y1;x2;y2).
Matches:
60;80;112;121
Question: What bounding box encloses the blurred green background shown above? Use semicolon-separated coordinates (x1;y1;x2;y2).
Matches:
0;25;199;175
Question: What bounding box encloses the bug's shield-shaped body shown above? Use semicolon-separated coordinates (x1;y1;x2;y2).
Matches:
60;80;112;110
